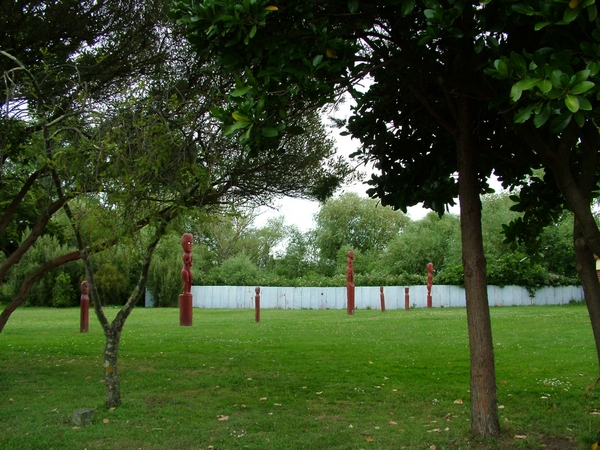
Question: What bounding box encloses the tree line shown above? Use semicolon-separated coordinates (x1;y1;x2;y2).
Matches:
1;191;580;308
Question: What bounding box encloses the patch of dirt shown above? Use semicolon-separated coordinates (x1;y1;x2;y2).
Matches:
539;436;579;450
470;434;582;449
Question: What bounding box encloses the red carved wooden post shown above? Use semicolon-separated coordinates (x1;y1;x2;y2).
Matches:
80;281;89;333
379;286;386;312
346;251;355;315
404;287;409;311
426;262;434;308
255;286;261;323
179;233;193;326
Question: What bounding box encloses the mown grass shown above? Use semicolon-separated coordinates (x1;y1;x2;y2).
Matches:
0;305;598;449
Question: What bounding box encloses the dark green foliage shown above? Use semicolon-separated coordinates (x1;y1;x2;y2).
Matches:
94;264;130;306
210;253;260;286
3;233;81;307
148;234;184;308
486;253;546;288
51;272;75;308
436;263;465;286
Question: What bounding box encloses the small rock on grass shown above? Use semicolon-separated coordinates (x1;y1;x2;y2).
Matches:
72;408;96;427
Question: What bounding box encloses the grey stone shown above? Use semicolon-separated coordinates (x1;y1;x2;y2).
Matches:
72;408;96;427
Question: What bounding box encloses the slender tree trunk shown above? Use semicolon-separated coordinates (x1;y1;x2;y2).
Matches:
97;219;169;407
104;327;122;407
574;217;600;368
456;97;500;437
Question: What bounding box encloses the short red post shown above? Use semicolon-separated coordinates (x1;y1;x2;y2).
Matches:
255;286;261;323
80;281;89;333
379;286;386;312
179;293;193;326
404;287;409;311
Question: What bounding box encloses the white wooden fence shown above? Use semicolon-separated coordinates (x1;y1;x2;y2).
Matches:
145;285;584;309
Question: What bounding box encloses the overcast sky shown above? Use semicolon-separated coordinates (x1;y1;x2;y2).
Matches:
253;111;434;232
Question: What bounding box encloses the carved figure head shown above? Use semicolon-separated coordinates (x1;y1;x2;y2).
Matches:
181;233;193;252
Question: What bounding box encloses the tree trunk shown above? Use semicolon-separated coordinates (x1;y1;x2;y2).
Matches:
93;219;169;407
574;216;600;368
104;328;122;407
570;124;600;370
456;97;500;437
514;121;600;372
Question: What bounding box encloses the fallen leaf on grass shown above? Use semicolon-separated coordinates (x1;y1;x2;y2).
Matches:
388;421;397;425
259;397;267;402
316;391;323;395
514;435;527;439
591;412;600;415
218;415;229;421
365;437;375;442
454;399;463;404
103;419;109;424
109;407;116;412
72;426;80;430
427;428;442;433
85;376;91;380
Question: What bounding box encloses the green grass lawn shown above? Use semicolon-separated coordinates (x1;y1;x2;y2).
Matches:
0;305;598;449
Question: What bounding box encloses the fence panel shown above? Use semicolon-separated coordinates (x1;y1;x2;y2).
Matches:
153;285;585;309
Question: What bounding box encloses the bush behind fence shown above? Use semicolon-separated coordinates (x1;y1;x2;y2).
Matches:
145;285;584;309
